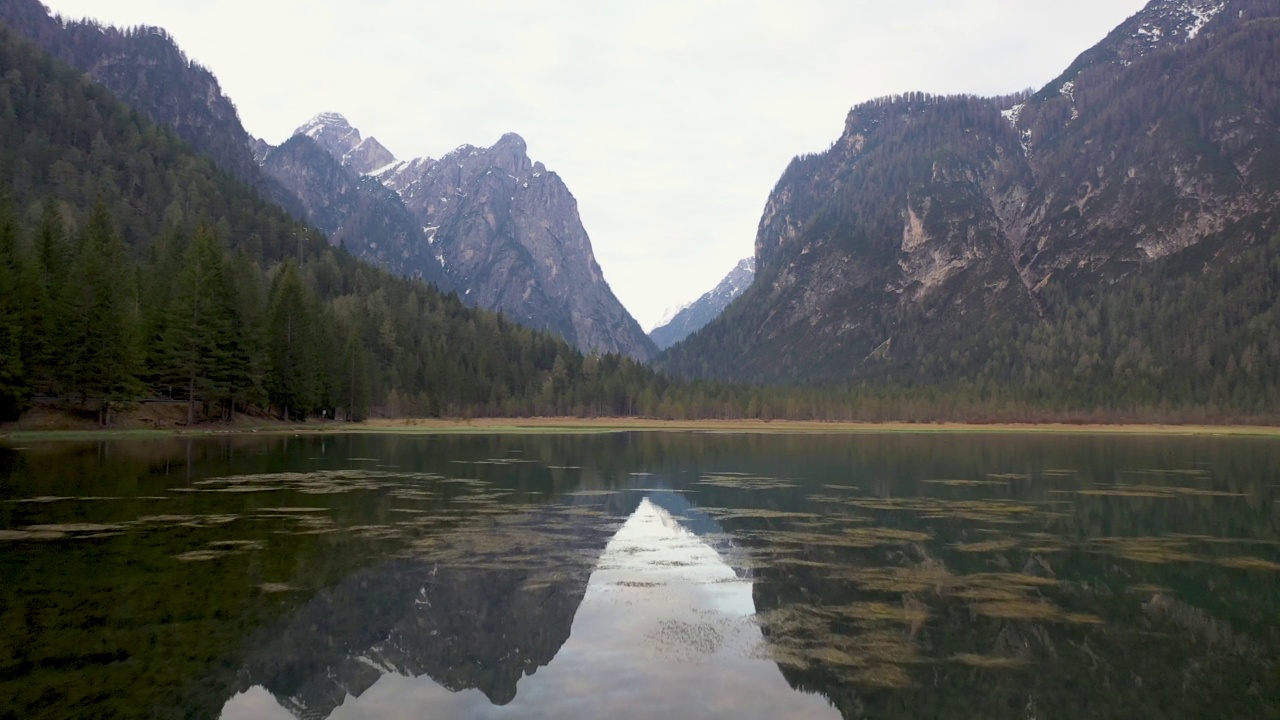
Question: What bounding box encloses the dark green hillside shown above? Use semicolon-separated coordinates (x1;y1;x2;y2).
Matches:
0;0;271;190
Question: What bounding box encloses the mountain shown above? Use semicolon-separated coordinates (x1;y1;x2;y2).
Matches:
279;113;657;361
661;0;1280;413
650;257;755;351
293;112;397;176
0;0;653;360
0;18;678;425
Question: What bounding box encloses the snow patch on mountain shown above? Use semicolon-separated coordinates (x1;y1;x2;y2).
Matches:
1000;103;1024;128
1127;0;1227;52
651;302;693;333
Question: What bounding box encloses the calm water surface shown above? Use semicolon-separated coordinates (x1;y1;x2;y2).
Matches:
1;432;1278;719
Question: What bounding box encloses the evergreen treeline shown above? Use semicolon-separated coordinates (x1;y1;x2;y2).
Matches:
0;191;680;423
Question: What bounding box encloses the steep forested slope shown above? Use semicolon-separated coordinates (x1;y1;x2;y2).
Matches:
0;0;302;212
662;0;1280;416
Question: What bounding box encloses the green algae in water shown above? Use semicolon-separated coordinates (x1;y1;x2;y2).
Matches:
24;523;126;533
951;653;1029;669
952;538;1020;553
258;583;294;593
0;529;68;540
1217;556;1280;571
697;474;799;490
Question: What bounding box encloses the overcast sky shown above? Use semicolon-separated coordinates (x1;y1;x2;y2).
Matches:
45;0;1147;330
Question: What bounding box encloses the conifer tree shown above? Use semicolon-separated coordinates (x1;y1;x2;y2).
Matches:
65;201;140;424
0;200;27;420
32;199;71;393
157;227;234;425
223;250;268;419
266;262;319;420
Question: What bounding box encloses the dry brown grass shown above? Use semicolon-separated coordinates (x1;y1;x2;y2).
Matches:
7;413;1280;441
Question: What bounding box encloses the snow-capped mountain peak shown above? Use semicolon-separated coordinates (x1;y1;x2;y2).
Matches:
291;112;398;176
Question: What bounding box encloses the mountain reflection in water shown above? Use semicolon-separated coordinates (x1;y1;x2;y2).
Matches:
220;491;837;720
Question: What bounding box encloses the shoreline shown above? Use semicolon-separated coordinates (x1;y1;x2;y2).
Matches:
3;417;1280;442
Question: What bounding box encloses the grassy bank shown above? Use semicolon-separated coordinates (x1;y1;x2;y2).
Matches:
4;415;1280;443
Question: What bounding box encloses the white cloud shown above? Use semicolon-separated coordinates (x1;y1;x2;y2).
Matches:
44;0;1149;329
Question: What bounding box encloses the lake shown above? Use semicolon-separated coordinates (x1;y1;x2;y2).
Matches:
1;431;1278;719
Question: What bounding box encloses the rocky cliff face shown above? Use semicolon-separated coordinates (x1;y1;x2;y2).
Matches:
282;115;656;360
294;112;397;176
664;0;1280;386
259;133;450;288
650;257;755;351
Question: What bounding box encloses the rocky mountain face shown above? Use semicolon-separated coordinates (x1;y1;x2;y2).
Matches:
258;133;450;287
294;112;397;176
650;257;755;351
0;0;302;214
663;0;1280;391
273;114;656;360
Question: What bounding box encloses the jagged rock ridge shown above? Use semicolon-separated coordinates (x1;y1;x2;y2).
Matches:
650;257;755;351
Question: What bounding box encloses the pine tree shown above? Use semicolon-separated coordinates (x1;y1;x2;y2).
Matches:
32;199;71;394
266;262;319;420
223;250;267;419
156;227;234;425
0;200;27;420
64;201;140;425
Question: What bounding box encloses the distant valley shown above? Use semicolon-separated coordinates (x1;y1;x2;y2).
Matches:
649;257;755;351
